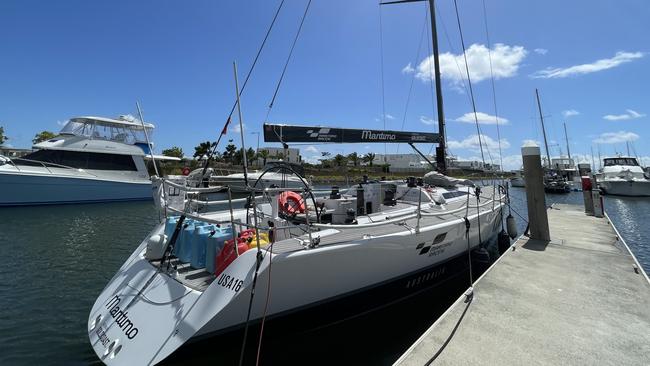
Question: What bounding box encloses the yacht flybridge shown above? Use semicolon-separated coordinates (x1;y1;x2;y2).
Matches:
0;116;175;206
599;157;650;196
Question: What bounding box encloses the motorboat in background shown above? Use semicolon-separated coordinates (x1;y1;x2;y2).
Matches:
543;173;571;193
207;162;309;193
0;116;177;206
509;170;525;187
598;156;650;197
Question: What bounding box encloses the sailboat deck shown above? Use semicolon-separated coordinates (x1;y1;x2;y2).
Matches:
271;191;501;254
150;257;216;292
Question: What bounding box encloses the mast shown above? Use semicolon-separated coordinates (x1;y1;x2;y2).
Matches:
626;141;630;157
590;145;596;172
563;122;571;160
535;89;551;169
381;0;446;173
428;0;447;173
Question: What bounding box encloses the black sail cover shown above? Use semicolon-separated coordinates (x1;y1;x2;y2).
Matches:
263;123;440;144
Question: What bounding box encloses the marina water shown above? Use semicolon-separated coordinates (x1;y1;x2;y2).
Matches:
1;188;648;365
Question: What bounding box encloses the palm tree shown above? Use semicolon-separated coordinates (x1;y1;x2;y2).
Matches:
258;149;270;166
363;152;376;167
347;152;360;167
333;154;347;167
193;141;214;160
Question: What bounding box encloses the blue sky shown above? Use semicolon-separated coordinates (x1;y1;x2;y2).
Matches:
1;0;648;169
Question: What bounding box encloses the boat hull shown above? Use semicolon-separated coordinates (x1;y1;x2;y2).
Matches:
510;178;525;187
0;171;153;206
599;180;650;197
88;203;504;365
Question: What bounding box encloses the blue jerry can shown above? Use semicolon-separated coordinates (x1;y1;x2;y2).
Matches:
191;225;217;269
206;226;233;274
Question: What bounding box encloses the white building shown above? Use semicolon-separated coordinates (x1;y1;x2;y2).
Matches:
372;153;435;170
257;147;301;164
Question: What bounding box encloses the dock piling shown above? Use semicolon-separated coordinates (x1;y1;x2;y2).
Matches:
521;144;550;241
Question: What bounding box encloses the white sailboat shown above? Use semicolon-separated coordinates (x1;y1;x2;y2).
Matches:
0;116;175;206
87;1;510;364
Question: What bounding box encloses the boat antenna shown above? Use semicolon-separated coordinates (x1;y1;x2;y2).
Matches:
535;89;552;169
563;121;571;161
598;144;602;170
233;61;249;187
381;0;447;174
136;101;159;177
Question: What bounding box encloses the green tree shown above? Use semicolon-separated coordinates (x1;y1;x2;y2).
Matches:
162;146;183;158
258;149;270;166
193;141;214;160
223;141;237;163
333;154;347;167
347;152;360;166
32;130;57;144
0;126;7;146
363;152;376;167
246;147;256;164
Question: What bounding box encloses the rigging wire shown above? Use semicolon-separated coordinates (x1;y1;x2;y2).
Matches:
265;0;313;118
204;0;286;166
396;12;428;154
452;0;486;167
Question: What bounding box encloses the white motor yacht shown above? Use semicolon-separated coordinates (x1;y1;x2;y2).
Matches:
599;156;650;197
208;169;308;193
509;170;525;187
0;116;170;206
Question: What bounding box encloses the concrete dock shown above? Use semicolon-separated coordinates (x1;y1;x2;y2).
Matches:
395;204;650;365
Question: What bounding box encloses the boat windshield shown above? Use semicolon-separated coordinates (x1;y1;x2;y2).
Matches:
59;118;154;145
604;158;638;167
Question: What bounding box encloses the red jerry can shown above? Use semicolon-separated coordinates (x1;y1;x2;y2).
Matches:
215;240;249;276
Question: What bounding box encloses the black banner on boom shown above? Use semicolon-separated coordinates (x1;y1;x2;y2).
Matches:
263;123;440;144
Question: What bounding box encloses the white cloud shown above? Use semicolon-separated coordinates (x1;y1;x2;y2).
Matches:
420;116;437;125
304;145;318;153
562;110;580;118
534;48;548;55
531;51;643;79
304;155;321;164
593;131;639;144
522;139;540;146
454;112;509;125
385;113;395;120
230;123;246;133
402;62;415;74
501;154;523;170
603;109;646;121
56;120;67;126
447;134;511;151
416;43;527;85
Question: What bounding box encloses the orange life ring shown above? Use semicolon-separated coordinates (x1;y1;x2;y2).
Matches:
181;167;191;176
279;191;305;215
